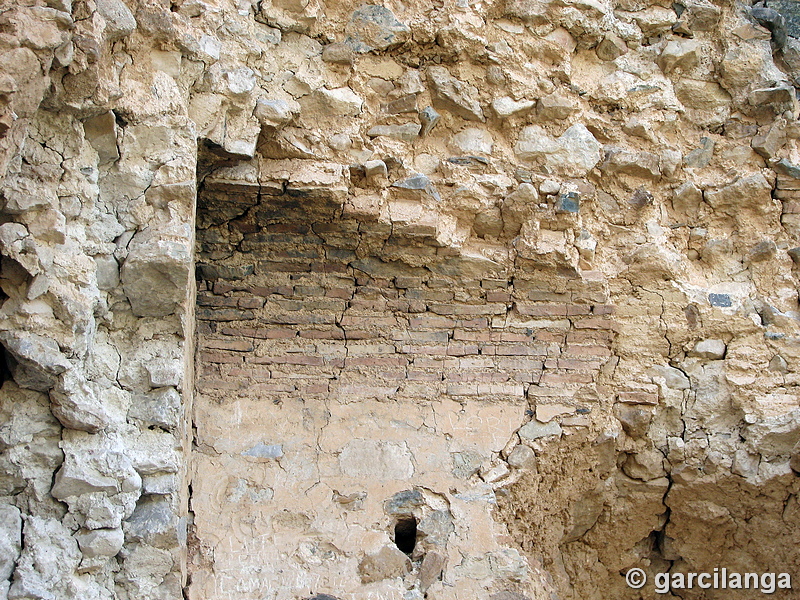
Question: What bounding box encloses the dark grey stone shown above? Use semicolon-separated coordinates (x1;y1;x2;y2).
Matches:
774;158;800;179
385;489;424;515
344;5;410;53
392;174;430;190
419;106;440;136
684;136;714;168
708;293;732;307
758;3;789;46
556;191;580;214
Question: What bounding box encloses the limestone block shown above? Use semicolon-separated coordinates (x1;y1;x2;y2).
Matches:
385;489;424;515
96;0;136;41
596;34;627;61
25;208;66;245
254;98;299;129
615;405;652;439
0;331;70;392
601;148;661;180
358;545;411;583
752;119;787;159
623;450;666;481
128;387;181;430
562;491;604;542
418;510;454;546
519;420;562;441
75;527;124;558
689;339;726;360
344;5;410;53
52;458;120;499
419;551;446;591
121;226;192;318
83;111;119;165
743;409;800;458
515;124;601;177
7;517;80;600
451;128;493;155
419;106;441;136
366;123;421;142
94;255;119;290
491;96;535;119
363;159;387;178
646;365;690;389
704;173;772;212
50;370;111;432
321;42;354;64
427;66;485;122
657;39;700;74
537;93;576;120
0;505;21;581
306;87;363;116
674;80;731;110
507;444;537;471
124;495;182;549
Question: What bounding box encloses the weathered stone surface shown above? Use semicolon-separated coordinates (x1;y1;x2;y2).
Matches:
75;527;125;558
0;505;21;581
596;34;627;60
689;339;726;360
615;405;652;439
657;39;700;73
427;66;485;122
366;123;421;142
419;106;441;136
50;371;112;432
344;5;410;53
254;98;299;129
537;93;575;120
358;545;411;583
601;148;661;180
128;387;181;430
491;96;535;118
321;42;354;65
418;510;454;546
515;124;601;177
96;0;137;41
0;331;70;392
121;226;192;317
418;551;446;591
519;420;562;441
83;112;119;165
305;87;363;116
385;489;424;515
451;128;493;155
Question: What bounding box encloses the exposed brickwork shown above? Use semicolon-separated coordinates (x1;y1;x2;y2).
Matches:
196;193;616;411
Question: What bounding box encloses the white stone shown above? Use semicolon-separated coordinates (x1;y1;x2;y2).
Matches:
491;96;535;118
515;124;602;177
451;128;493;155
690;339;726;360
313;87;363;116
75;527;124;558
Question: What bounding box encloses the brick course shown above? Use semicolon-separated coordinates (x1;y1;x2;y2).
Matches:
195;209;617;409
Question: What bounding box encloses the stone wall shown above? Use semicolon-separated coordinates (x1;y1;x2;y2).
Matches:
190;167;614;598
0;0;799;598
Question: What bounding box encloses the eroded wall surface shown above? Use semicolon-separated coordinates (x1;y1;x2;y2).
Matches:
0;0;800;598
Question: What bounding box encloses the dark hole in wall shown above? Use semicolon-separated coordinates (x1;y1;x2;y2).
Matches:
394;516;417;555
